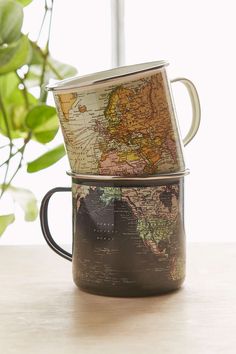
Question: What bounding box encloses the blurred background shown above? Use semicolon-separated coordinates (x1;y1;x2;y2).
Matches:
1;0;235;245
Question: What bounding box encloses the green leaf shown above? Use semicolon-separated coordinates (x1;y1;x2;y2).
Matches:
11;105;27;130
15;0;32;6
27;144;66;173
25;105;59;143
0;72;37;138
29;41;44;65
24;66;41;88
0;72;19;97
25;105;57;129
25;57;78;88
5;90;37;138
0;0;23;45
9;186;38;221
48;58;78;79
0;35;32;74
0;214;15;236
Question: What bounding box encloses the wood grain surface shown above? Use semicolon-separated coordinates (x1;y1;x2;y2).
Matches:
0;244;235;354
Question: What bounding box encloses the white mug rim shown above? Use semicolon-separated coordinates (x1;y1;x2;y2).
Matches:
46;60;168;92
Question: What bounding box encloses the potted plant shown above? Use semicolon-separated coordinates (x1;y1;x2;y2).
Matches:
0;0;77;235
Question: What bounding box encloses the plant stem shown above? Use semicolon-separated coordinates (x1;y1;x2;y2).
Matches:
4;154;24;191
0;133;31;198
39;0;54;103
0;149;20;169
36;2;48;43
0;94;12;141
0;144;9;150
0;162;11;198
33;44;63;80
47;0;54;40
0;93;13;198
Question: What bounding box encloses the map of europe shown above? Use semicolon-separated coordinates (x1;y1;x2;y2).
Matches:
54;71;185;175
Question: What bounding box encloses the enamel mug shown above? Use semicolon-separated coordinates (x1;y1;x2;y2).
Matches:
47;61;200;176
40;170;189;297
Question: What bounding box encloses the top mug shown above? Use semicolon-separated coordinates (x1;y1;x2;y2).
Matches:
48;61;200;176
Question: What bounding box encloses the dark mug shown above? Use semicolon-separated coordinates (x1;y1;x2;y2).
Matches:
40;170;189;297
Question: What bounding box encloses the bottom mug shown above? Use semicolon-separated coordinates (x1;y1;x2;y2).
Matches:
40;171;188;297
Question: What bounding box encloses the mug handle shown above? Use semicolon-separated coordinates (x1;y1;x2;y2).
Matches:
171;78;201;146
40;187;72;262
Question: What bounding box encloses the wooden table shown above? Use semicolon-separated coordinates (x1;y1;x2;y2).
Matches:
0;244;235;354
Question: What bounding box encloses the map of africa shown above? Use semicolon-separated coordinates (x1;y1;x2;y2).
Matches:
54;71;185;175
72;181;185;294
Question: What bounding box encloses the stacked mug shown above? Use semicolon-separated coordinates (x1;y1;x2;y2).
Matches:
40;61;201;296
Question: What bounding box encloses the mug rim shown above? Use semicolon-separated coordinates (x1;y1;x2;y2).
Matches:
46;60;168;92
67;169;189;182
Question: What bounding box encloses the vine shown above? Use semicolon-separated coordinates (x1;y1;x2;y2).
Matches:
0;0;77;235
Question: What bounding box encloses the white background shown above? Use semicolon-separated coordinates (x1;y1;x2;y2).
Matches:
1;0;236;245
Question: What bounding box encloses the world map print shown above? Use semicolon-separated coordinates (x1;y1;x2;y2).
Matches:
72;181;185;291
54;71;185;175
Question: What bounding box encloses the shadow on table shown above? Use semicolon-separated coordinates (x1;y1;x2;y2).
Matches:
70;286;184;337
